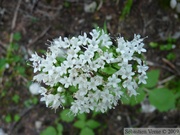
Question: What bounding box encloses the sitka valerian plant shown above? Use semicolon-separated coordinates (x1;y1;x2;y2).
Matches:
29;28;148;115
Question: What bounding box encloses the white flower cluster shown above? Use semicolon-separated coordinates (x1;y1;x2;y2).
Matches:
30;29;148;115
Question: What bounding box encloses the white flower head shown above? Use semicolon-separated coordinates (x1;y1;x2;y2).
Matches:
30;29;148;115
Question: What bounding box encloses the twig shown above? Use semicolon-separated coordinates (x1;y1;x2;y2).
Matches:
8;105;35;135
162;58;180;75
147;60;175;74
158;75;176;86
31;0;39;13
9;0;22;43
38;2;63;10
162;58;176;70
27;26;51;47
0;40;6;48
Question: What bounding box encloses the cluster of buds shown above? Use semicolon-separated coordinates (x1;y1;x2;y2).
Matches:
30;29;148;115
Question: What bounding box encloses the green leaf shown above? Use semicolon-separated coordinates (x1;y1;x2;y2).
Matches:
12;94;20;104
73;120;86;129
103;21;107;34
0;58;6;70
174;89;180;99
100;66;117;75
77;113;86;121
69;86;77;92
15;66;25;76
121;87;146;105
149;42;158;48
60;109;74;122
160;44;173;51
80;127;94;135
121;96;130;105
149;88;176;112
1;90;7;97
166;52;176;61
92;111;100;118
144;70;160;88
56;124;63;135
120;0;133;20
12;55;21;63
4;114;12;123
86;120;100;129
129;87;146;106
13;32;21;41
14;114;20;122
40;126;57;135
32;97;38;104
11;43;19;51
56;57;66;64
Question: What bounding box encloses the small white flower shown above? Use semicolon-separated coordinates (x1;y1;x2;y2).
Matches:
90;29;100;40
118;66;135;79
137;64;149;74
107;74;121;88
138;73;148;84
29;83;41;95
52;94;65;110
57;87;63;92
5;63;9;69
170;0;177;9
78;32;88;45
102;52;114;63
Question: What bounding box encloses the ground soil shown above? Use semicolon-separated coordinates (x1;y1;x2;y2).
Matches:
0;0;180;135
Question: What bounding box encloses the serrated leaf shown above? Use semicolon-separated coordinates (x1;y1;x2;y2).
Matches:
149;88;176;112
144;70;160;88
40;126;57;135
73;120;86;129
80;127;94;135
60;109;74;122
86;120;100;129
57;124;63;135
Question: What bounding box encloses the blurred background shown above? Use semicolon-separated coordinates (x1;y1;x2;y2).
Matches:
0;0;180;135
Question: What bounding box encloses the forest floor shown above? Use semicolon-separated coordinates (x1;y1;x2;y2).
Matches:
0;0;180;135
